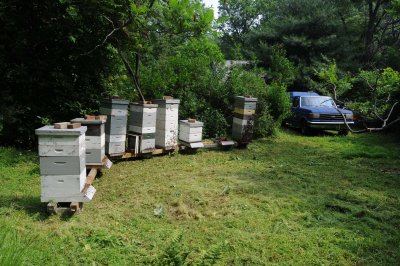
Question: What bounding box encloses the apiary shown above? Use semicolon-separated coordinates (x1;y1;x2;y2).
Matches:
128;102;158;153
153;98;180;150
231;96;258;143
70;117;106;165
100;98;129;155
36;125;95;203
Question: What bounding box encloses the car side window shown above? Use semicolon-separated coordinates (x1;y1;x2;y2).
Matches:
292;97;300;107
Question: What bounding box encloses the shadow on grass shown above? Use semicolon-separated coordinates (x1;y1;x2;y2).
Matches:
0;195;50;221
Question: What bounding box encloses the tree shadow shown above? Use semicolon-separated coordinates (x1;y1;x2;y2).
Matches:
0;195;50;221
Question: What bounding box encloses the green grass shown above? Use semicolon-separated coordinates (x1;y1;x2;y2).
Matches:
1;130;400;265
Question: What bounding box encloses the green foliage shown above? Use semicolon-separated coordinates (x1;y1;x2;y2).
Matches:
312;57;354;99
351;67;400;120
225;67;291;136
267;46;297;86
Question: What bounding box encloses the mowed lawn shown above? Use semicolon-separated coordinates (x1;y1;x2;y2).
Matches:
1;130;400;265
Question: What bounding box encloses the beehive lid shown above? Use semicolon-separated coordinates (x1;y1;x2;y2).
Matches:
153;98;180;105
130;102;158;108
234;96;258;103
179;120;204;127
71;117;107;125
101;98;129;105
35;125;87;136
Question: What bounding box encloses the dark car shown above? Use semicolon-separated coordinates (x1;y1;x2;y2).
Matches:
286;92;354;135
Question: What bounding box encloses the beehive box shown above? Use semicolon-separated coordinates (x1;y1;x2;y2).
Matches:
128;103;158;134
101;98;129;155
179;120;203;143
36;125;89;202
153;98;180;149
127;133;156;154
232;96;258;143
71;117;106;165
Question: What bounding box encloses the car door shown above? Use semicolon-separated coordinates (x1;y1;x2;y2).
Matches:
289;97;302;128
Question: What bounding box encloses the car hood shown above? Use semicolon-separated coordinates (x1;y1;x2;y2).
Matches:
300;106;353;114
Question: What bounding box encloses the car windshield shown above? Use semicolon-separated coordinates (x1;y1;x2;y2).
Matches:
301;96;335;107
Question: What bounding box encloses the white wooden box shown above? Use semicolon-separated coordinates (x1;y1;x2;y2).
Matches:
39;156;85;175
155;129;178;148
179;132;202;143
99;107;128;116
38;135;85;157
106;141;126;154
128;125;156;134
105;134;126;143
41;169;85;197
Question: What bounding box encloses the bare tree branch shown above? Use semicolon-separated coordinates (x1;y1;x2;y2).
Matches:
81;17;131;56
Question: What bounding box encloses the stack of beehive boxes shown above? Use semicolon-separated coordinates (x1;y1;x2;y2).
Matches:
36;124;94;202
232;96;258;143
178;119;204;148
100;98;129;155
153;98;180;150
128;102;158;153
70;116;106;165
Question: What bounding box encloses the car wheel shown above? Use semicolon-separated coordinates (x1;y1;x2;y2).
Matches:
338;129;349;136
300;120;311;135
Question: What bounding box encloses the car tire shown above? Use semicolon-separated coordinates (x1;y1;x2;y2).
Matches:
300;120;311;135
338;129;349;136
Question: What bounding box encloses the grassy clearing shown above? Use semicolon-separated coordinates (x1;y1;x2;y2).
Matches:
0;130;400;265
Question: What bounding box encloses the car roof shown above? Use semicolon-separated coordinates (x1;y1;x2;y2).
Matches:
288;91;319;98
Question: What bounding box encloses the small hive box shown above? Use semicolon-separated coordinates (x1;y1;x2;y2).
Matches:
179;119;203;144
153;98;180;150
36;125;89;202
70;117;107;165
232;96;258;143
100;98;129;155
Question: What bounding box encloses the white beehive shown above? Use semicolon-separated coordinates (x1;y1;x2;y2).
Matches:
101;98;129;155
153;98;180;150
35;125;93;203
71;117;106;165
128;103;158;134
179;120;203;143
